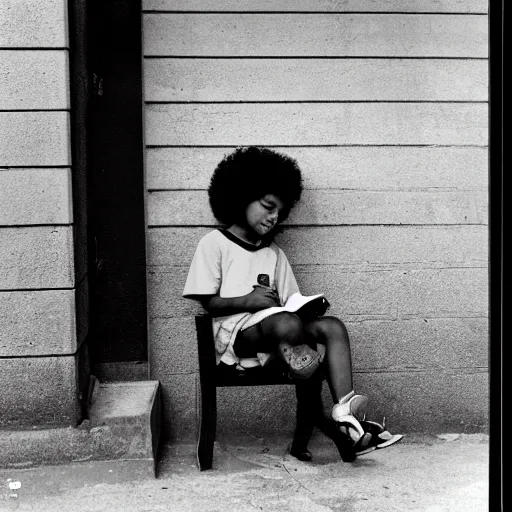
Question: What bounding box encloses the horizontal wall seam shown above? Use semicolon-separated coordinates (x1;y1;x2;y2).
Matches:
145;144;489;149
346;316;490;322
0;224;73;229
353;367;488;374
142;11;488;16
146;222;489;227
148;264;488;270
149;314;488;319
132;368;488;376
0;352;79;359
145;100;489;105
0;109;70;113
143;55;488;60
147;187;488;192
0;166;71;170
146;223;489;229
0;287;76;293
150;314;490;319
0;275;85;293
0;47;69;51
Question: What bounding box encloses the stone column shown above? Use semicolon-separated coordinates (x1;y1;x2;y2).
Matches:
0;0;88;428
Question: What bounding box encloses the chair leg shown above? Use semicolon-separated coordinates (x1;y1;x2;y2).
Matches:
292;376;323;455
195;315;218;471
197;383;217;471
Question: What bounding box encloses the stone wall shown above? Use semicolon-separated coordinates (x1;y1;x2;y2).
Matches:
141;0;489;440
0;0;85;427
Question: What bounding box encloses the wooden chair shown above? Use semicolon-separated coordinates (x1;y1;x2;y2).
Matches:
195;314;311;470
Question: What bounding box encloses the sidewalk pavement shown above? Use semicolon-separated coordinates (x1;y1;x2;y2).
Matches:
1;433;490;512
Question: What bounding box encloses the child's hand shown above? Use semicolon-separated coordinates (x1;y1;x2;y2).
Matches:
243;286;281;312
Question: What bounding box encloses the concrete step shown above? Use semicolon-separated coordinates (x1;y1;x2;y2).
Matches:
88;380;162;475
0;380;161;479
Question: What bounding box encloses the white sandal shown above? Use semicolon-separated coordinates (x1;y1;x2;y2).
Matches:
331;394;369;442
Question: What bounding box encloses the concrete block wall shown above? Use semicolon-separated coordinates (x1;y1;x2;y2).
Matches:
0;0;85;427
142;0;488;440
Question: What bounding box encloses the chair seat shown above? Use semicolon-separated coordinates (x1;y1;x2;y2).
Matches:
215;360;294;387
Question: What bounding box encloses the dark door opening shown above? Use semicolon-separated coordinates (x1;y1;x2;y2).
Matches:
86;0;148;367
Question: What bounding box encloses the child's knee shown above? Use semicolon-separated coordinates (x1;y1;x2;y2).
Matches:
266;312;303;340
312;316;348;340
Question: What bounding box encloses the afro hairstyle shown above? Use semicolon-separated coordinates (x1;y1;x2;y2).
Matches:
208;146;303;226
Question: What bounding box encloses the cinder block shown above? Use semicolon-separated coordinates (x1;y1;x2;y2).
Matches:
146;227;209;266
146;146;489;191
0;112;70;166
0;169;73;225
148;224;488;269
147;190;488;226
149;317;199;374
0;289;76;356
153;372;198;441
347;317;489;371
291;190;487;226
148;265;488;323
147;225;488;268
158;368;487;440
217;385;297;436
0;50;69;109
147;268;202;319
283;146;489;190
144;103;488;146
276;225;488;267
351;370;488;433
0;0;68;47
0;356;80;428
399;268;488;318
145;59;487;102
295;269;401;321
147;189;488;226
143;13;487;57
299;267;489;320
0;226;74;290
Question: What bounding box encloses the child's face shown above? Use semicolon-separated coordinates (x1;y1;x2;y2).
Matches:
244;194;284;238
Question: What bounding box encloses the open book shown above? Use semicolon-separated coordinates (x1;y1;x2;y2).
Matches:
241;292;330;331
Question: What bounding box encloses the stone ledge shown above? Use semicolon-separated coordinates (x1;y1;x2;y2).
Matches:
0;380;161;478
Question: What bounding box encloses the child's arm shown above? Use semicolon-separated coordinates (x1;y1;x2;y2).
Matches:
201;286;280;317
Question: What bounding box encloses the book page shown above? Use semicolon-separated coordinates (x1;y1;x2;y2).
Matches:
283;292;325;312
240;293;327;331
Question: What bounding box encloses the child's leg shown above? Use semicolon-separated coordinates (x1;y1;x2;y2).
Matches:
234;312;308;358
303;316;354;402
304;316;368;441
293;371;359;462
259;311;308;348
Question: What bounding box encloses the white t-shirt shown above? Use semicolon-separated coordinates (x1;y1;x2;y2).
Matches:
183;229;300;365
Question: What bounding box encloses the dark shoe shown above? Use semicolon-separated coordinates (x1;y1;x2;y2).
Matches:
336;427;376;459
289;445;313;462
360;417;404;450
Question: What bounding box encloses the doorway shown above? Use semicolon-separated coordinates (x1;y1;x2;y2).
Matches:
85;0;148;371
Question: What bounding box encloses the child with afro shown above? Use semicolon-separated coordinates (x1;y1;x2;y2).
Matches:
183;146;402;461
